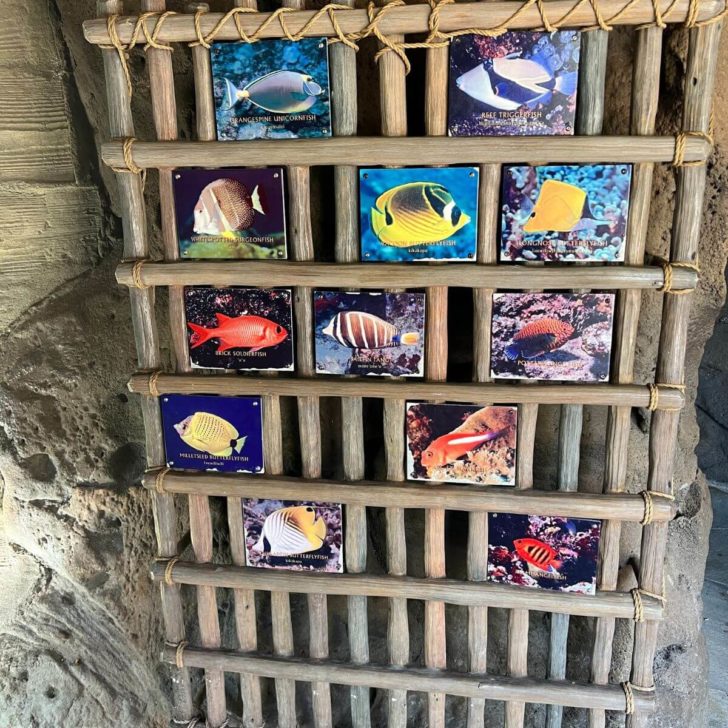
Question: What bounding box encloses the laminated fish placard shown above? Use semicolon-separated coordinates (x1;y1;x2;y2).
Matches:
448;31;580;137
406;403;517;485
185;286;294;371
174;168;287;259
359;167;479;262
243;499;343;572
501;164;633;262
161;394;264;474
487;513;601;595
490;292;615;382
211;38;331;140
314;290;426;377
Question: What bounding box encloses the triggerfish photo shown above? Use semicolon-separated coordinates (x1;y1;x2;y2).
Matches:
174;411;247;458
488;513;601;594
244;499;344;572
406;403;517;485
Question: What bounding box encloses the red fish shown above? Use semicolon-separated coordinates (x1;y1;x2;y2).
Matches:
513;537;563;573
505;318;575;361
188;313;288;353
421;429;505;470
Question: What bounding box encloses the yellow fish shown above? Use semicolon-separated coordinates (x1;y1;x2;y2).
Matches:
252;505;327;555
522;179;592;233
370;182;471;247
174;411;246;457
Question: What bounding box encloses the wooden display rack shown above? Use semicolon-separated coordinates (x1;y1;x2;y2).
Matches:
84;1;723;726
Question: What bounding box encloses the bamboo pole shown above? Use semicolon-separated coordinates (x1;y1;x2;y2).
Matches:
142;471;675;522
83;0;725;44
546;29;609;728
96;1;194;723
588;25;663;728
129;373;686;409
101;135;711;168
116;260;697;291
377;2;409;723
152;561;665;620
466;159;501;727
627;21;722;727
330;4;370;724
184;13;231;721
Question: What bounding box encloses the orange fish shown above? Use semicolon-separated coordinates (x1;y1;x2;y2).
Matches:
421;429;506;470
505;318;574;361
513;537;563;573
188;313;288;353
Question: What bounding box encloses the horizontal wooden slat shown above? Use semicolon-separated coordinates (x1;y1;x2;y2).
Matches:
84;0;722;44
151;561;663;619
142;470;675;522
116;260;696;292
129;373;685;409
163;646;654;712
101;136;709;169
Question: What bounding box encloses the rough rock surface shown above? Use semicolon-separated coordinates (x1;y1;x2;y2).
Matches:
0;2;726;727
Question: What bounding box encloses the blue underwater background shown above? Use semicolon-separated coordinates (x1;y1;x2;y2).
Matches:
160;394;264;474
448;31;581;136
359;166;479;262
501;164;633;262
211;37;331;140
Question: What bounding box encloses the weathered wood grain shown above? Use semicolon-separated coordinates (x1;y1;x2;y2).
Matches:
84;0;724;44
101;135;710;168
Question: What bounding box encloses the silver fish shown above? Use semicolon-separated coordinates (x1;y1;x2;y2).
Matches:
222;70;323;114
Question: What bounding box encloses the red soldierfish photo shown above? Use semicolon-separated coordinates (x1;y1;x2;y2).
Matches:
188;313;288;353
421;429;506;470
513;537;563;573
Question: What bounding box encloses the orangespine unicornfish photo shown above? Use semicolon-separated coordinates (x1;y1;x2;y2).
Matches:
488;513;601;594
160;394;264;474
244;499;344;572
406;403;517;485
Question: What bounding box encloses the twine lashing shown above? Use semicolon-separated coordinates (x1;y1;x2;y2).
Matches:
130;259;148;289
673;130;713;167
621;681;656;714
659;259;700;294
148;370;162;397
109;137;147;191
154;467;171;494
630;584;666;622
647;382;686;412
175;640;188;668
164;556;181;586
640;489;675;525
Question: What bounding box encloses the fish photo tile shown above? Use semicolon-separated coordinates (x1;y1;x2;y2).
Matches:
211;38;332;140
490;293;615;382
173;167;287;260
314;290;426;377
487;513;601;594
160;394;264;474
500;164;632;262
185;286;294;372
448;31;581;137
406;403;517;485
359;167;479;262
243;499;344;572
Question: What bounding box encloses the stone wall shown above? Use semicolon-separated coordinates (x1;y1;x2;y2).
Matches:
0;2;726;726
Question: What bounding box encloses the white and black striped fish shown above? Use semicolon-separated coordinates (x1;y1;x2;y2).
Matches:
252;505;326;556
322;311;420;350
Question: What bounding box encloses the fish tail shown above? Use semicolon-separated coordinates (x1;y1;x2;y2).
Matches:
550;559;563;572
233;435;247;454
504;343;521;361
399;332;420;346
222;78;243;110
554;71;578;97
251;535;265;553
188;322;213;349
250;185;265;215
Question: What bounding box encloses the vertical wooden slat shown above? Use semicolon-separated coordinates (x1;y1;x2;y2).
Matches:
331;7;370;726
468;162;500;728
178;6;228;725
546;28;608;728
588;25;663;728
377;5;409;724
97;1;194;724
627;21;721;728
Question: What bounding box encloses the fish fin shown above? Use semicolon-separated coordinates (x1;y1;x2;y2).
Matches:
233;435;247;454
554;70;578;97
216;341;237;353
247;345;265;353
302;79;323;97
504;343;521;361
250;185;265;215
400;332;420;345
322;318;335;337
215;312;233;324
210;447;233;457
370;205;386;240
187;322;213;349
222;78;247;110
251;535;265;553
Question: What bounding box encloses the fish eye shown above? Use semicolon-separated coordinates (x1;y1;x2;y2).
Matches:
530;212;536;218
275;325;282;334
306;507;314;512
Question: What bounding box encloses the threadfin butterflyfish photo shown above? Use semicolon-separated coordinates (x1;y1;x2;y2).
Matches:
252;505;327;556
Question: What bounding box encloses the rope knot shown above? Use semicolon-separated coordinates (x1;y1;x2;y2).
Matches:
673;130;712;167
639;489;675;525
163;556;181;586
148;370;163;397
659;259;700;294
647;383;686;412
